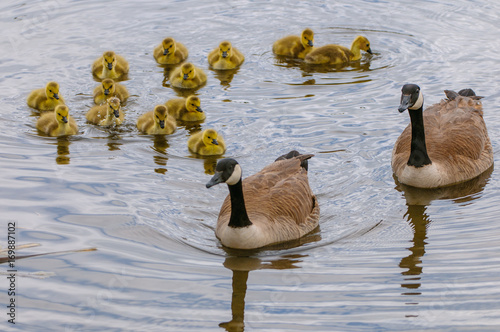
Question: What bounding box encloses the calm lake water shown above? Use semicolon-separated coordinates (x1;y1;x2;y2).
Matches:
1;0;500;331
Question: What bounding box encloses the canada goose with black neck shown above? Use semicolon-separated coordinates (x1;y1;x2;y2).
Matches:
206;151;319;249
392;84;493;188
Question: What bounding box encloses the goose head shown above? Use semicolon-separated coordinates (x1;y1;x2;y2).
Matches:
101;79;116;96
206;158;242;188
352;35;373;54
107;97;121;118
55;105;69;124
218;41;232;58
46;81;61;100
399;84;423;113
153;105;168;129
301;28;314;48
102;51;117;70
202;128;220;147
185;96;203;114
161;38;176;56
181;63;196;80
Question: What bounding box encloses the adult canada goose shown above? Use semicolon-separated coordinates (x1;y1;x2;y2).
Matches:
304;35;372;65
153;37;188;65
169;62;207;89
92;51;129;80
93;78;129;105
27;81;65;112
188;128;225;156
272;28;315;59
36;105;78;136
165;95;205;122
206;151;320;249
208;41;245;70
86;97;124;126
392;84;493;188
136;105;176;135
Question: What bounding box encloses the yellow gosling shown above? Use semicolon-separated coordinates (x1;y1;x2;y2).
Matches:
272;28;314;59
165;95;205;122
86;97;124;126
188;128;226;156
27;81;65;112
208;41;245;70
137;105;176;135
305;35;372;65
36;105;78;136
153;37;188;65
169;62;207;89
93;78;129;105
92;51;129;80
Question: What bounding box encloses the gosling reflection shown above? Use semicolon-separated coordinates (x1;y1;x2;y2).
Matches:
151;135;169;174
55;136;71;165
219;254;305;332
211;67;240;87
396;166;493;310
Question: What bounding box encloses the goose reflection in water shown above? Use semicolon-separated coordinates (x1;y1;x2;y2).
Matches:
395;166;493;316
54;136;71;165
219;231;321;332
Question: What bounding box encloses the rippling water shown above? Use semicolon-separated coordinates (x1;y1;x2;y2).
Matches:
1;0;500;331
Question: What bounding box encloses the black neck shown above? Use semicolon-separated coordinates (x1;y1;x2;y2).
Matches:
407;106;432;167
227;179;252;228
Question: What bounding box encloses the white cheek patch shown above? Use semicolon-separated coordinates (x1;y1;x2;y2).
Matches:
409;90;424;110
226;164;242;185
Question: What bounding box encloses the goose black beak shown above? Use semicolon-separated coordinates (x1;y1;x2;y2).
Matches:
308;40;313;47
196;107;203;113
104;89;110;95
206;171;224;188
163;49;169;56
53;93;59;100
159;120;165;129
62;116;68;123
367;48;373;54
222;52;228;58
107;63;113;70
183;74;188;80
212;139;219;145
399;94;411;113
113;108;120;118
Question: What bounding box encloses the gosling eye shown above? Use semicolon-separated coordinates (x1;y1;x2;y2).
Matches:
156;115;159;119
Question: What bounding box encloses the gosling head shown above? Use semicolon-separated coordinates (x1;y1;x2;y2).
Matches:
218;41;232;58
162;37;176;56
301;28;314;48
206;158;242;188
399;84;423;113
45;81;61;100
107;97;121;118
202;129;220;147
101;79;116;96
55;105;69;124
353;35;373;54
181;63;196;80
153;105;168;129
102;51;117;70
185;96;203;113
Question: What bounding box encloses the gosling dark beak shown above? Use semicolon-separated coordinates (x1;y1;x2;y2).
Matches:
367;48;373;54
399;94;411;113
107;63;113;70
222;52;228;58
183;74;188;80
308;40;313;47
104;89;110;95
163;49;169;56
196;107;203;113
53;93;59;100
114;108;120;118
159;120;165;129
212;139;219;145
206;171;224;188
62;116;68;124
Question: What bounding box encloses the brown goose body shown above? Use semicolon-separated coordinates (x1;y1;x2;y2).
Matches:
208;153;319;249
392;86;493;188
